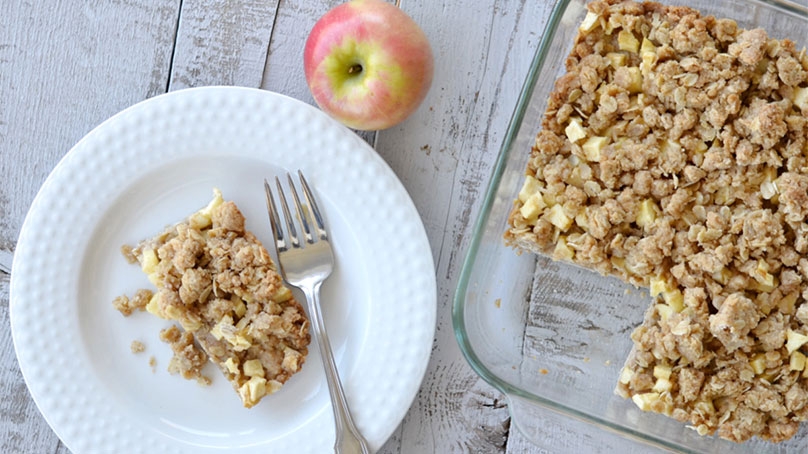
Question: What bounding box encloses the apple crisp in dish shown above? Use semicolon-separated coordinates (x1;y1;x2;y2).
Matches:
113;189;310;408
505;0;808;443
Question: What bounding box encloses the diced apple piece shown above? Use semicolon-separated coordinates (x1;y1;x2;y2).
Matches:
243;359;265;378
640;38;656;54
618;29;640;53
145;293;165;318
790;351;807;371
579;11;600;33
189;188;225;229
234;299;247;318
663;289;684;313
239;376;268;407
224;357;239;375
582;136;608;162
272;286;292;302
574;212;589;229
610;256;626;271
794;86;808;110
711;268;731;285
778;291;799;314
653;378;673;393
565;117;587;143
656;303;674;323
545;204;573;231
518;175;542;202
649;276;667;297
141;248;159;274
750;260;776;291
625;67;643;93
641;50;657;74
519;193;546;222
606;52;627;68
653;364;672;380
147;272;162;287
632;392;661;411
750;353;767;375
636;199;659;229
553;236;575;261
786;329;808;354
619;366;633;384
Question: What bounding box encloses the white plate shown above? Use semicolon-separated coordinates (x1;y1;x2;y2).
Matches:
9;87;436;453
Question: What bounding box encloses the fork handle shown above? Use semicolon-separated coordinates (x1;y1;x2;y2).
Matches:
304;284;371;454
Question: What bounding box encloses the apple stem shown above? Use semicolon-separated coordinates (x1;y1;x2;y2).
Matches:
348;64;363;74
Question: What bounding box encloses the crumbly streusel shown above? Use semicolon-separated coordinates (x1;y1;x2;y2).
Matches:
506;0;808;443
114;189;310;408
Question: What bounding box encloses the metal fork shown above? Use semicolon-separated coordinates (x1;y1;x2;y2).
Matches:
264;171;370;454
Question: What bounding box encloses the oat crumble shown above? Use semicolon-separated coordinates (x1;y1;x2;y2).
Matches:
130;340;146;354
506;0;808;443
114;189;310;408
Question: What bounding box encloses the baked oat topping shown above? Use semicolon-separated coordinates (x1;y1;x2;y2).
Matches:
114;189;310;408
506;0;808;443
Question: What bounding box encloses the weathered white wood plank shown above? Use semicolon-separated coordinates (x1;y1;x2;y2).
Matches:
0;0;179;249
505;402;671;454
372;0;554;452
0;1;180;452
260;0;339;103
169;0;280;90
0;275;62;453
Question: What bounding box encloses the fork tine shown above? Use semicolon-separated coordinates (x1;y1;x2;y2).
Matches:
275;176;300;248
298;171;328;241
264;179;287;252
287;172;315;244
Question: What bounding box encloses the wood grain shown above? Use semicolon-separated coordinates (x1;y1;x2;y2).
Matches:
0;0;179;248
260;0;338;102
169;0;279;90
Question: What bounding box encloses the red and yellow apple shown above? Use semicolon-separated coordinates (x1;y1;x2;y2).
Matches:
304;0;434;131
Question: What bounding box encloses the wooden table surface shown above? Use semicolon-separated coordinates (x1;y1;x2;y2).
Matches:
0;1;655;452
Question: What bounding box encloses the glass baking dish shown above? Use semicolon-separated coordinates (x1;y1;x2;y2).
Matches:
453;0;808;452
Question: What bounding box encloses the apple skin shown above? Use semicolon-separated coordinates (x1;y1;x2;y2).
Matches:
304;0;434;131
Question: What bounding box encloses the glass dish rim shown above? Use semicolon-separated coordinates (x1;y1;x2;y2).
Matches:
452;0;808;450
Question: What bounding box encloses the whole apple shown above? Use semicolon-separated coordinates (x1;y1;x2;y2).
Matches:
304;0;434;131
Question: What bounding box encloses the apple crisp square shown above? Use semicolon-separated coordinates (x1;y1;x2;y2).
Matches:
114;189;310;408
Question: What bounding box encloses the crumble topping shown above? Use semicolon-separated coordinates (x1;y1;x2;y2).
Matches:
114;189;310;408
506;0;808;443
